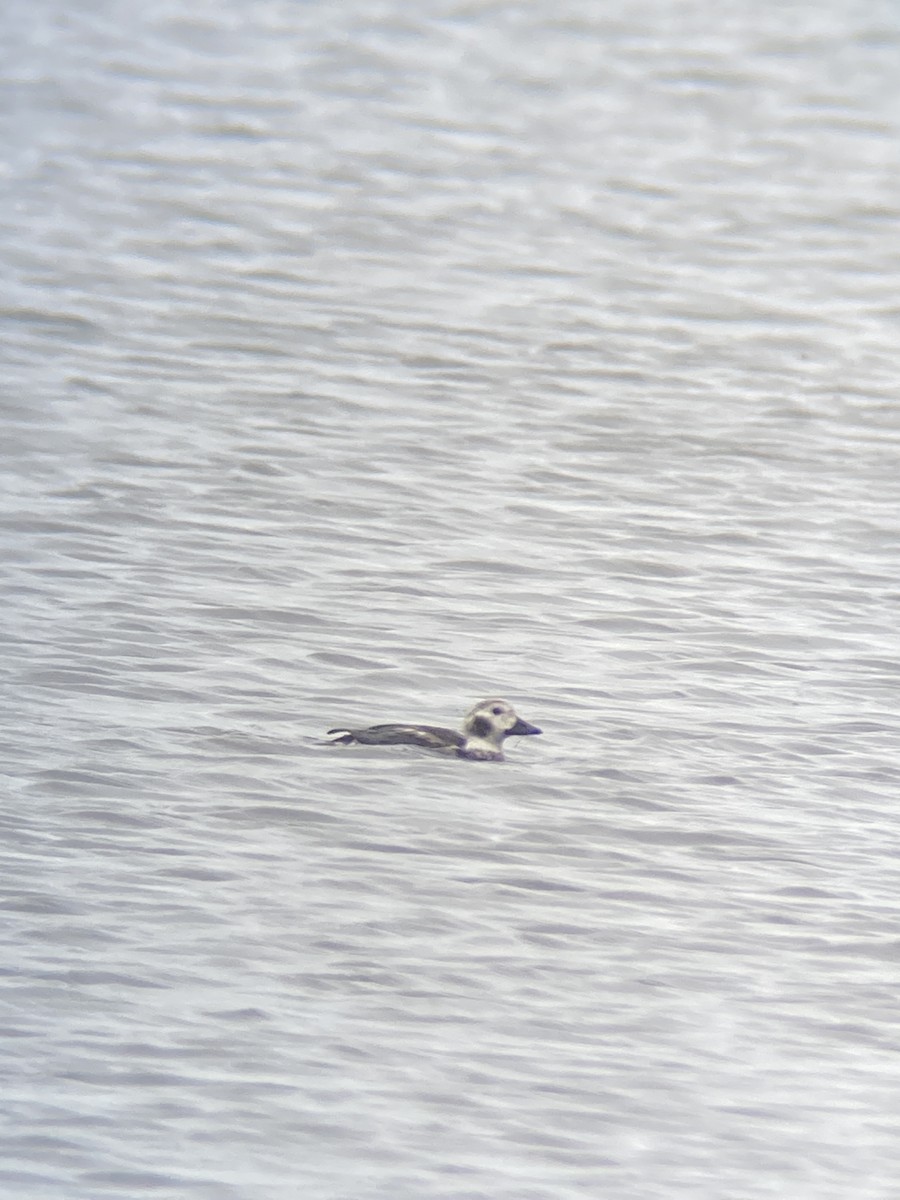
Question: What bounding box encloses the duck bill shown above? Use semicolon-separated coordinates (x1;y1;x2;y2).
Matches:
508;718;542;737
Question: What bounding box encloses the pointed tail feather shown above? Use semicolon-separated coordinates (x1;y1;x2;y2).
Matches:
326;729;357;744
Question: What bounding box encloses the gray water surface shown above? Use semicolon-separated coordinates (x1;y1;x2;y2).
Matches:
3;2;900;1198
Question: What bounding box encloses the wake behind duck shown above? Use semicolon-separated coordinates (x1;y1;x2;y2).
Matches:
327;698;542;762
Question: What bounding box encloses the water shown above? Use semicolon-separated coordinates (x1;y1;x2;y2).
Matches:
3;2;900;1198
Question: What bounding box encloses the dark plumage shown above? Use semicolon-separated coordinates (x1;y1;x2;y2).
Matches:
327;698;542;762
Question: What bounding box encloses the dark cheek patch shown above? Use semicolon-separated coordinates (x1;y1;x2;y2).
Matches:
470;715;493;739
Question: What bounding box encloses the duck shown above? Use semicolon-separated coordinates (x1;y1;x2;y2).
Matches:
327;698;542;762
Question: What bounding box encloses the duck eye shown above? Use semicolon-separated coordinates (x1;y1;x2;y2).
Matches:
491;706;503;715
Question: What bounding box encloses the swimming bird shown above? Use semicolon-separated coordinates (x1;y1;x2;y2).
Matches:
327;698;542;762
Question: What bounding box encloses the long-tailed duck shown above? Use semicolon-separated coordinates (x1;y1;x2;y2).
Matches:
327;698;542;762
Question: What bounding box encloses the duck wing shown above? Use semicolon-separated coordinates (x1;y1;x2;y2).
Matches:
327;723;463;749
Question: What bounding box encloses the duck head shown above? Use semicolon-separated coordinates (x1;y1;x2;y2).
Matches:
460;698;542;760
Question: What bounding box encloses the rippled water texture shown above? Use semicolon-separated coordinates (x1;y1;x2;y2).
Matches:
3;2;900;1198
